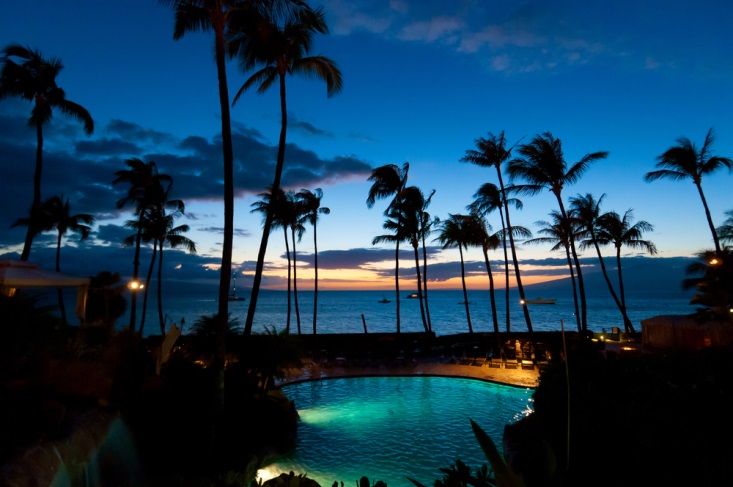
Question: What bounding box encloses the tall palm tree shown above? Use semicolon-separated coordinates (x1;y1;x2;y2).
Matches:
645;128;732;255
296;188;330;334
251;187;294;332
372;208;410;333
461;131;534;332
418;190;437;331
435;214;474;333
13;195;94;323
525;211;583;332
468;182;528;332
398;186;430;332
0;44;94;261
233;5;343;336
366;162;410;332
595;209;658;333
285;191;306;335
463;212;502;339
682;248;733;321
112;158;174;332
122;213;158;336
571;193;634;331
154;211;196;337
509;132;608;331
717;210;733;247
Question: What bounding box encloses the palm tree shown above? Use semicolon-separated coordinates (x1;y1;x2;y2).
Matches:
645;128;732;255
682;248;733;321
251;187;293;332
468;182;528;333
509;132;608;331
525;210;583;332
85;271;127;330
285;191;306;335
233;4;343;336
571;193;634;332
461;131;534;332
435;214;474;333
122;214;157;336
154;211;196;337
13;195;94;323
717;210;733;247
366;162;410;332
463;212;502;339
398;186;430;332
595;209;658;333
112;158;174;332
372;208;410;333
296;188;330;335
0;44;94;261
418;190;437;331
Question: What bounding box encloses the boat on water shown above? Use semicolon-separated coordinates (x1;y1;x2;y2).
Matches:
406;292;419;299
521;298;556;305
229;275;246;302
378;296;391;303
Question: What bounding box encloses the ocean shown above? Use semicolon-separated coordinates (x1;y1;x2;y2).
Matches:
97;288;695;337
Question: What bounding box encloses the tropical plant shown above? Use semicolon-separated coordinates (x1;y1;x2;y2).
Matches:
232;3;343;336
366;162;410;332
285;191;306;335
468;182;530;333
595;209;657;332
418;192;439;331
435;214;474;333
509;132;607;332
682;248;733;321
717;209;733;247
461;131;534;333
0;44;94;261
525;210;583;332
463;212;503;339
645;128;732;255
571;193;635;332
84;271;127;330
13;195;94;323
296;188;330;334
372;208;410;334
112;158;174;332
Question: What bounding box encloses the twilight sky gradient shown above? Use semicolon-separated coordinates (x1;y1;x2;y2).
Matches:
1;0;732;293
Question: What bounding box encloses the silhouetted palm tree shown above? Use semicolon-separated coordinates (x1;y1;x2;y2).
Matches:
284;191;306;335
418;189;437;331
85;271;127;330
463;212;502;338
461;131;534;332
595;209;657;333
571;193;634;331
525;210;583;332
398;186;430;332
468;182;528;332
367;162;410;332
14;195;94;323
682;248;733;321
435;214;474;333
233;4;342;336
372;208;410;333
645;128;732;255
0;44;94;261
510;132;607;331
112;158;174;332
296;188;330;334
717;210;733;247
122;214;157;335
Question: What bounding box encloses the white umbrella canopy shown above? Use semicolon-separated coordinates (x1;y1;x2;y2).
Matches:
0;259;90;321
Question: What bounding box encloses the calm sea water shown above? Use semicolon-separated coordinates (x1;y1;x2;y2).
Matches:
103;288;695;337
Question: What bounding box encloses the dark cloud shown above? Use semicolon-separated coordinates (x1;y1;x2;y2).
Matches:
289;114;334;137
75;138;142;156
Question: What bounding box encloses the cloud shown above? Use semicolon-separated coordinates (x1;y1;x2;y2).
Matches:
289;114;335;138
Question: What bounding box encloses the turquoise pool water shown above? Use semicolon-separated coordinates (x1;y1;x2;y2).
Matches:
261;376;534;487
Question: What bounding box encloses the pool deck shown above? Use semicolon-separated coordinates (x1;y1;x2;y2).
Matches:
277;359;541;388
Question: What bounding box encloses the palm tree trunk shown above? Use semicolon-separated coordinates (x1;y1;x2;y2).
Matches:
157;243;166;337
497;168;533;333
413;244;428;332
313;221;319;335
593;241;634;332
292;227;301;335
21;121;44;261
564;245;582;332
245;74;289;335
284;228;291;334
459;246;473;333
395;241;401;334
139;242;158;335
129;226;143;332
696;182;722;254
420;232;432;331
55;232;67;324
498;212;511;333
557;196;588;331
482;247;500;338
615;248;635;333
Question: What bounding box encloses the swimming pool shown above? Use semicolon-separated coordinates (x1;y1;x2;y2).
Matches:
260;376;534;487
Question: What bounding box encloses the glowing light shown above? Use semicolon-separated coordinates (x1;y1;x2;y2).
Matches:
127;280;144;290
710;258;719;265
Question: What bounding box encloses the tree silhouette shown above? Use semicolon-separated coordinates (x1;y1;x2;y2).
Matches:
435;214;474;333
1;44;93;261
